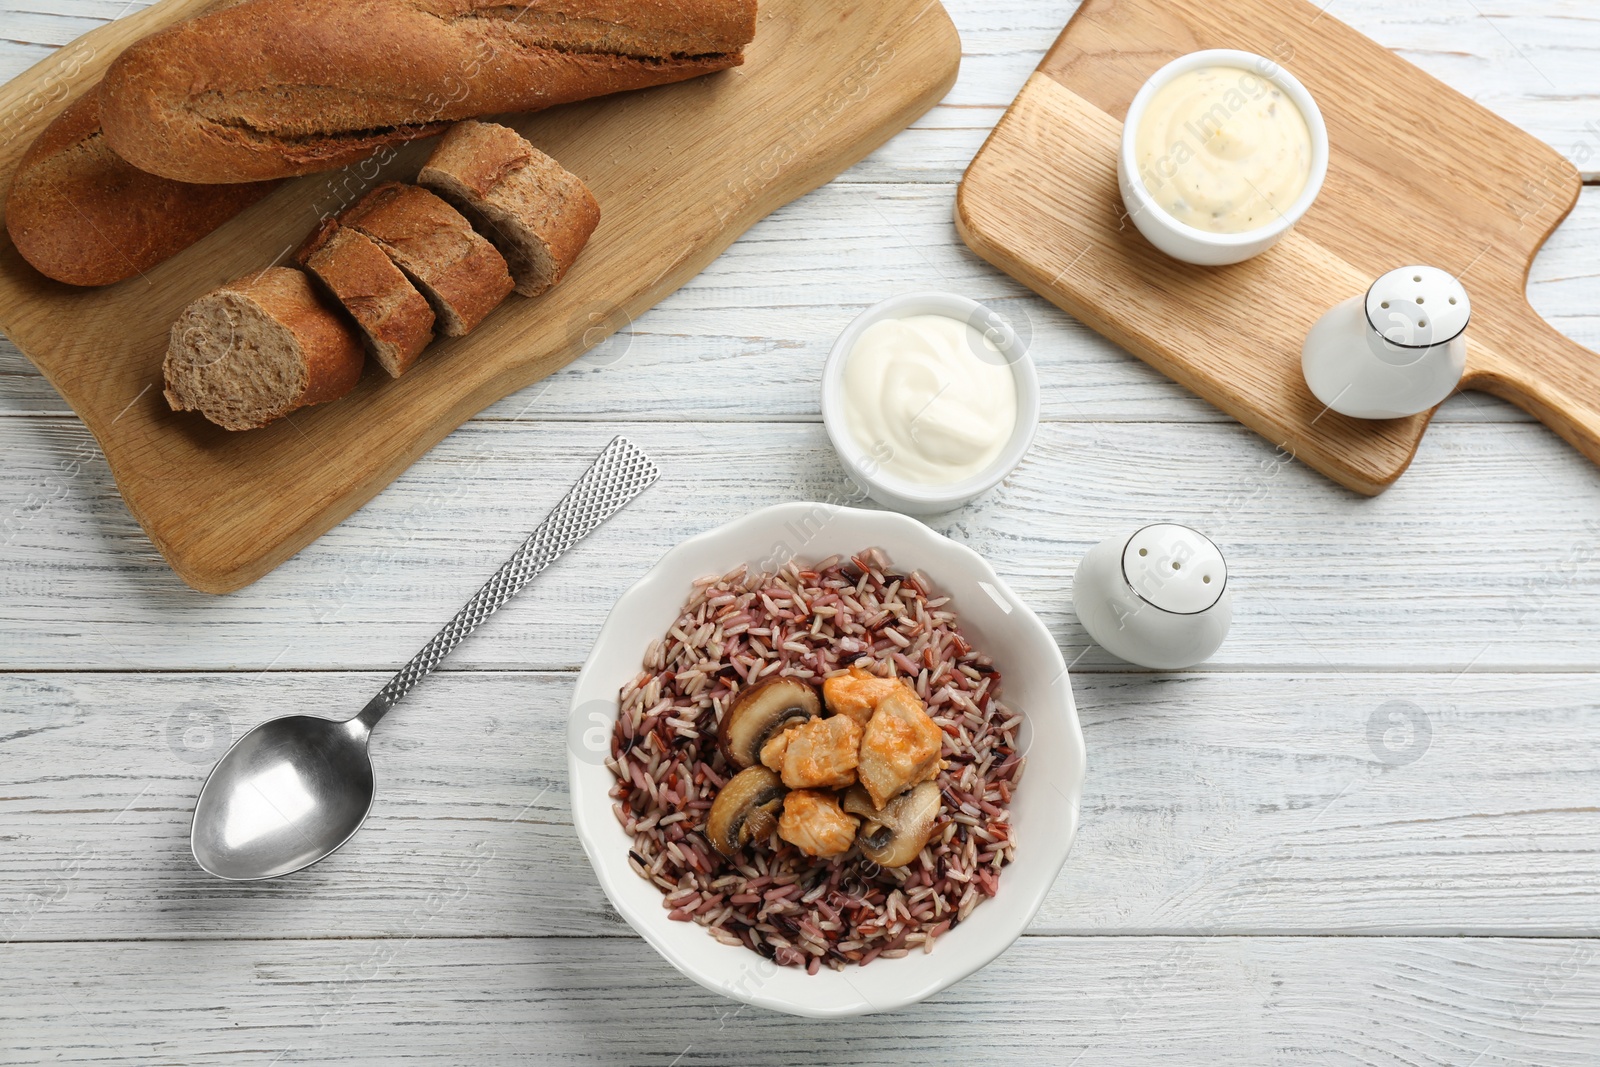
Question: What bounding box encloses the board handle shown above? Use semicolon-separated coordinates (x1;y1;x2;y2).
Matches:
1467;307;1600;469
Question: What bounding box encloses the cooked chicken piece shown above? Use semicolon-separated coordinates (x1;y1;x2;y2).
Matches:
857;685;945;809
777;789;860;858
760;714;862;790
822;665;909;728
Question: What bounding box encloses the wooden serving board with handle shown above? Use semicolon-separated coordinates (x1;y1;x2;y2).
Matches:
0;0;961;593
956;0;1599;495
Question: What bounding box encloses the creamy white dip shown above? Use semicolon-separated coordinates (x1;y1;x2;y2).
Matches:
1134;65;1313;234
841;314;1017;486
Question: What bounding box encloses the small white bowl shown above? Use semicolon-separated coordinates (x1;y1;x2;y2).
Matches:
820;292;1040;515
568;503;1085;1018
1117;49;1329;266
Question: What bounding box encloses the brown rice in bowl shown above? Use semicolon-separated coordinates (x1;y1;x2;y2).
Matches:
607;549;1025;974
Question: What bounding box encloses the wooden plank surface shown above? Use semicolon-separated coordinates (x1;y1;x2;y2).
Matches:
6;936;1600;1065
0;0;961;594
4;419;1600;673
3;0;1599;1062
4;671;1597;942
5;1;1600;184
959;0;1600;496
0;181;1592;427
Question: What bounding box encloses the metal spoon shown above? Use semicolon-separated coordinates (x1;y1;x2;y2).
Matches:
189;437;659;880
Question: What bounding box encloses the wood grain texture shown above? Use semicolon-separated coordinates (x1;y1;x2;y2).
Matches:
1;181;1593;427
4;419;1599;674
4;936;1598;1065
7;1;1600;183
957;74;1429;495
957;0;1600;495
3;0;1600;1059
0;0;961;593
4;671;1596;942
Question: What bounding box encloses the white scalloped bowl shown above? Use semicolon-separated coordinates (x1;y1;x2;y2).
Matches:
568;503;1085;1018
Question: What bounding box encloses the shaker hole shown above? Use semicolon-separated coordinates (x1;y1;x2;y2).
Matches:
1139;548;1148;556
1416;296;1425;304
1172;562;1181;570
1381;301;1390;309
1413;275;1422;282
1203;575;1212;584
1449;297;1457;305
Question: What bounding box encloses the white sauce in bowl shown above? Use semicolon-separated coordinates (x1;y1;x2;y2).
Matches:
1134;64;1313;234
840;314;1018;486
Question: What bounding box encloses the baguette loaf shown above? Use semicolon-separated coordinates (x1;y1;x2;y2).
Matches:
418;120;599;297
341;183;514;336
5;91;279;286
297;220;436;376
99;0;759;185
164;267;365;430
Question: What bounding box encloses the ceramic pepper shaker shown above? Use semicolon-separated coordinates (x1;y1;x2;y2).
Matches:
1072;523;1233;670
1301;265;1471;419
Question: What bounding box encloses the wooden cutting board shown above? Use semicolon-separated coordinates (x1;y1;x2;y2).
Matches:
956;0;1599;495
0;0;960;593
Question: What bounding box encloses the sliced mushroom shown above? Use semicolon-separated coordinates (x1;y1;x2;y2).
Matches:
841;780;942;868
705;766;787;858
717;677;821;769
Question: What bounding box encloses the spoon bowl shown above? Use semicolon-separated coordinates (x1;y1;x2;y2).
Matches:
191;715;375;881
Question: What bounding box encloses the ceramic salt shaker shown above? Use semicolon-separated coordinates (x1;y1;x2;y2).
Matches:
1301;265;1471;419
1072;524;1233;670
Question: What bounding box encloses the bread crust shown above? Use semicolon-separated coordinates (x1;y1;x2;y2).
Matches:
163;267;365;430
342;183;514;336
418;120;600;297
99;0;759;184
273;269;369;408
4;92;279;286
421;121;537;201
297;220;437;376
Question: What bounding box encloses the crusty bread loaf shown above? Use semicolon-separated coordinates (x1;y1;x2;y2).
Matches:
418;121;600;298
164;267;365;430
99;0;759;184
341;183;514;336
4;91;279;286
297;220;436;376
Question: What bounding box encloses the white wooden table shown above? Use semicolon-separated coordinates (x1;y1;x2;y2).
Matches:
4;2;1600;1062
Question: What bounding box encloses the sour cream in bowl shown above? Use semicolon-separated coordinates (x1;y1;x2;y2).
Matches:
821;292;1040;516
1117;49;1329;266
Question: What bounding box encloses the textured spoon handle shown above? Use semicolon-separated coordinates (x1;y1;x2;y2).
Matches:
360;437;659;725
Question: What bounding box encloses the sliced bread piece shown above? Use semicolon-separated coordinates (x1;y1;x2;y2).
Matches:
341;183;513;336
297;220;436;377
417;120;601;298
163;266;365;431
